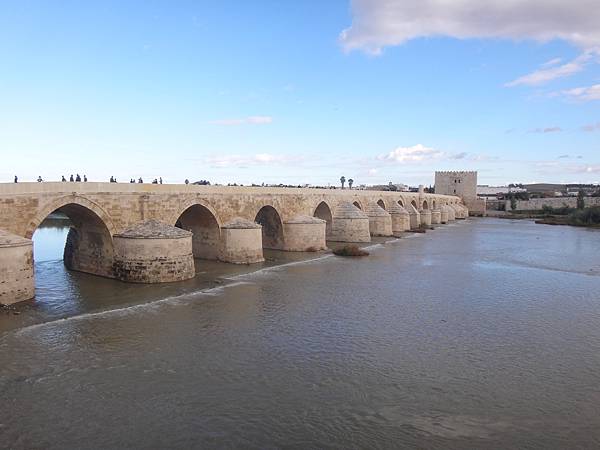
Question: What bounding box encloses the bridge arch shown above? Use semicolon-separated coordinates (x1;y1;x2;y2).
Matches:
411;200;418;209
27;195;116;278
397;198;405;207
174;201;221;260
376;199;386;210
352;200;363;210
313;201;333;237
255;205;284;250
422;199;429;210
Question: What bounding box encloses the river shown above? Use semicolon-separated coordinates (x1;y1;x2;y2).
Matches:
1;218;600;449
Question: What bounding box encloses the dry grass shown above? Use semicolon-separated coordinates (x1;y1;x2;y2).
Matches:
332;245;369;257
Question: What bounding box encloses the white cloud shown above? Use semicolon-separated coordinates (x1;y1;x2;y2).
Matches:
560;84;600;101
208;116;273;126
340;0;600;55
506;52;594;87
206;153;301;168
377;144;444;163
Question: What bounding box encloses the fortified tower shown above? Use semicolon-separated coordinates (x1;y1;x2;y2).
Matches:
434;171;485;216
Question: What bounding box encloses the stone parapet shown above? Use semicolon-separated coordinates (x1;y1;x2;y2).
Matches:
407;205;421;229
431;209;442;224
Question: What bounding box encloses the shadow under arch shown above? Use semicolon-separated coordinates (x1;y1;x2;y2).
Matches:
397;198;405;207
174;202;221;260
29;196;116;278
255;205;284;250
376;199;386;210
353;201;363;210
422;199;429;210
313;201;333;237
410;200;418;209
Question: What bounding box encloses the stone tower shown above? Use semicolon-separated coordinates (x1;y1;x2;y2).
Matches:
435;171;485;216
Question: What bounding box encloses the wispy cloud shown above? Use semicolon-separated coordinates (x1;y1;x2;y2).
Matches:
581;122;600;131
506;53;594;87
558;154;583;159
205;153;302;168
208;116;273;126
560;84;600;102
340;0;600;55
528;126;562;133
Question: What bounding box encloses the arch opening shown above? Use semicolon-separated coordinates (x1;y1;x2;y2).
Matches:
353;201;362;210
376;199;386;210
397;199;404;207
313;201;333;238
175;204;221;260
255;206;284;250
411;200;418;209
32;203;115;278
422;200;429;210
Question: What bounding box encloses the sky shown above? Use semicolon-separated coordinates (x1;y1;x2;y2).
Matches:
1;0;599;186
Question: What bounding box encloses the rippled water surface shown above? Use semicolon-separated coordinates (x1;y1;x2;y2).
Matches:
2;218;600;449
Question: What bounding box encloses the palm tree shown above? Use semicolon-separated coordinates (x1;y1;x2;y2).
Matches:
340;176;346;189
348;178;354;189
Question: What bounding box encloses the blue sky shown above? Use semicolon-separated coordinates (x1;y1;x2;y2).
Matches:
1;0;599;186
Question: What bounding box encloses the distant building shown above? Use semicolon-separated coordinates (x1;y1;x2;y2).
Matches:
477;185;526;197
435;171;485;215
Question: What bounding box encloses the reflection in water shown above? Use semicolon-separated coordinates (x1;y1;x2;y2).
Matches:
2;219;600;449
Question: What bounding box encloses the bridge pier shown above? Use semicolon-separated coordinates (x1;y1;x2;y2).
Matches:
388;203;410;235
431;209;442;225
440;207;449;224
0;230;34;305
407;205;421;229
419;209;432;227
112;220;195;283
283;215;327;251
329;202;371;242
218;218;265;264
444;204;456;221
364;203;393;236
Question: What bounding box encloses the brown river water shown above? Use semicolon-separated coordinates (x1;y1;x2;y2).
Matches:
1;218;600;449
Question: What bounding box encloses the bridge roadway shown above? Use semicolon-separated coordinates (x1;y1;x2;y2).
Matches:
0;182;467;304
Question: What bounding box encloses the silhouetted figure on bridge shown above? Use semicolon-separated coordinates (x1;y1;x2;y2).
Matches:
75;174;81;182
37;176;43;182
159;177;162;184
152;179;158;184
185;179;189;184
138;177;143;183
69;175;74;182
14;176;17;183
83;175;87;182
62;176;67;182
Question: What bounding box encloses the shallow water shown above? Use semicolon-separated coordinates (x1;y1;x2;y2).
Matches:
1;218;600;449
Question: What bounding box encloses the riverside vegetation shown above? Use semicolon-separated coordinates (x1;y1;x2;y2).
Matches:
535;206;600;228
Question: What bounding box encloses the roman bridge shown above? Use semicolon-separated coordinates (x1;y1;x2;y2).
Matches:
0;182;467;305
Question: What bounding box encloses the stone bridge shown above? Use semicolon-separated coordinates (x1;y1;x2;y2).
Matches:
0;182;467;304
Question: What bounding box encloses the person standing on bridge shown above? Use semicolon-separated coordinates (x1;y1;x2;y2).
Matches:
159;177;162;184
69;174;74;182
75;174;81;182
138;177;143;183
14;175;17;183
62;176;66;182
83;175;87;182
